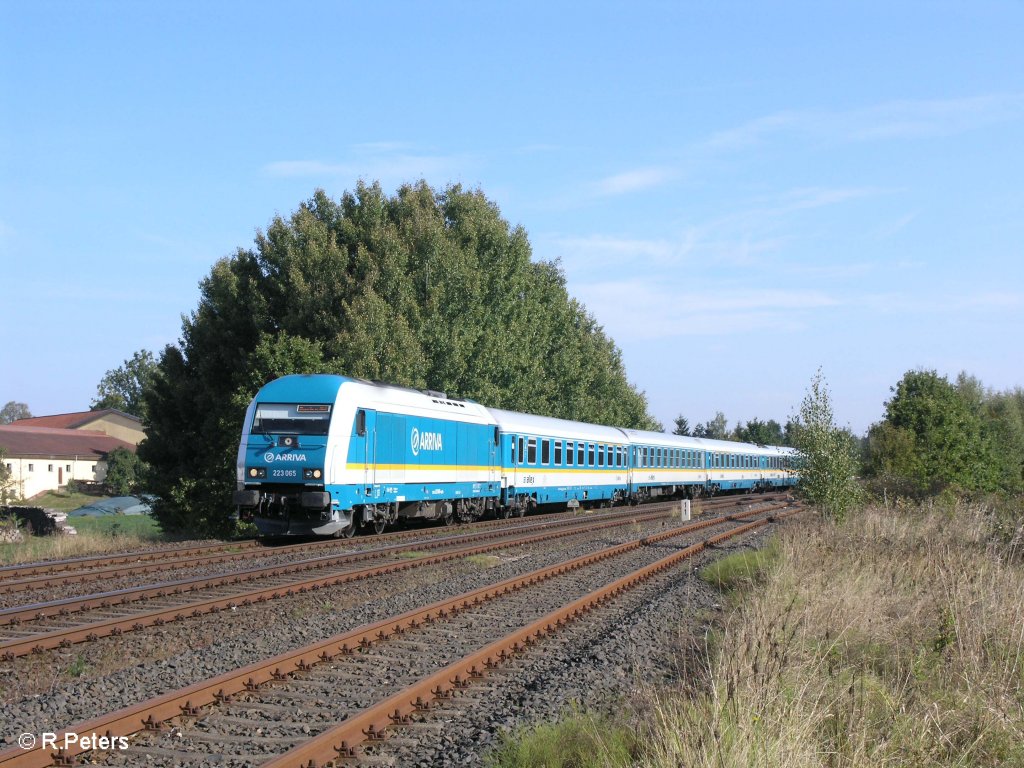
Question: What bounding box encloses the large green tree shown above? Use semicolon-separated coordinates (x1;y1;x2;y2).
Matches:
92;350;158;420
141;182;657;535
866;369;1024;494
866;369;999;493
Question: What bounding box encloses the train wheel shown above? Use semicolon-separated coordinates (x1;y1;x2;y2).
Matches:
340;520;356;538
442;507;455;526
373;517;387;535
500;506;513;519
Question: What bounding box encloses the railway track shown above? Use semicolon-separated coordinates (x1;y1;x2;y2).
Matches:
0;501;801;767
0;495;780;596
0;497;788;658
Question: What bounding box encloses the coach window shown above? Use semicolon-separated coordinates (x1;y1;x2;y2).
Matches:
577;443;584;466
541;439;550;465
554;440;562;465
527;438;537;465
588;444;595;467
566;441;574;466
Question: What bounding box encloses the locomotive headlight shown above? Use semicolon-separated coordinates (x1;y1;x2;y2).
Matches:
313;469;322;479
248;467;267;479
303;468;322;480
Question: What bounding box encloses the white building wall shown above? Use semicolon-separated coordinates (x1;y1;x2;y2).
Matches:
2;457;106;501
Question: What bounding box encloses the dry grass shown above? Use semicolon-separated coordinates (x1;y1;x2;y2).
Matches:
641;499;1024;768
0;515;167;565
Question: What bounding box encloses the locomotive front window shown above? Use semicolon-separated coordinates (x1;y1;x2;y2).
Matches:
253;403;332;435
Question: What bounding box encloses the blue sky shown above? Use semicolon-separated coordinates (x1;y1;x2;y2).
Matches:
2;1;1022;435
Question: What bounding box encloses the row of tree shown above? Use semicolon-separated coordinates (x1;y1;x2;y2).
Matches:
864;370;1024;495
670;413;800;446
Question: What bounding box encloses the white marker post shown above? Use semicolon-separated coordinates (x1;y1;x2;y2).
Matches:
680;499;691;521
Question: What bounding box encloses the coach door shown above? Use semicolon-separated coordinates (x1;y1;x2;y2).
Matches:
489;427;499;486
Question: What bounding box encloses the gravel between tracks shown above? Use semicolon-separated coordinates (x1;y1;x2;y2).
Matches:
0;513;689;743
377;525;782;768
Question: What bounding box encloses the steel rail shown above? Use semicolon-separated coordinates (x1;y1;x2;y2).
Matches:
0;502;788;659
267;506;804;767
0;494;778;588
0;500;698;626
0;503;798;768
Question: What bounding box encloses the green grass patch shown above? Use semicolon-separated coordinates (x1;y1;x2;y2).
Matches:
700;539;779;593
396;550;429;559
486;711;638;768
71;515;163;539
464;554;503;568
28;490;111;512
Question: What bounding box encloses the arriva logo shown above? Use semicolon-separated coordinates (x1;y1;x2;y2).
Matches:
264;452;308;463
410;427;443;456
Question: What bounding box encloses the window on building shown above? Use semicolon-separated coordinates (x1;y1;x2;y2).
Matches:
48;464;53;472
28;464;34;472
66;464;71;472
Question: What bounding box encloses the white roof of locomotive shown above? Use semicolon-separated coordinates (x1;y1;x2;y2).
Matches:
340;379;497;425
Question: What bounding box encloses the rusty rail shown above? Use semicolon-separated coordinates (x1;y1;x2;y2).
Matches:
1;501;788;659
0;494;779;589
0;502;798;767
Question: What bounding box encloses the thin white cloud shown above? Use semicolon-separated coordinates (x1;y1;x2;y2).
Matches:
573;278;838;341
704;93;1024;152
593;166;675;196
263;145;474;186
869;212;918;240
853;291;1024;314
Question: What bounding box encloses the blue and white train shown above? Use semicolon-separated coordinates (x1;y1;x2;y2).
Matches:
233;374;798;537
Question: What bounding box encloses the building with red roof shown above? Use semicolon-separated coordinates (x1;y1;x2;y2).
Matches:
0;413;143;501
9;409;145;446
